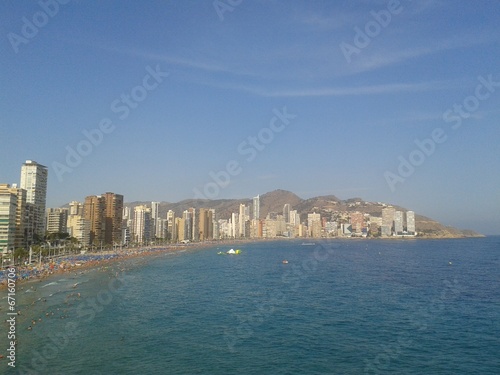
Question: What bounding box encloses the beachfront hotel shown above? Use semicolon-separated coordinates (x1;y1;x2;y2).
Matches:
20;160;48;239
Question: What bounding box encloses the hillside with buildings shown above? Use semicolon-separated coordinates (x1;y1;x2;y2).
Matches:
123;189;483;243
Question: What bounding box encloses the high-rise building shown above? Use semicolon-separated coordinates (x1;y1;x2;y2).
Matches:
122;227;130;245
122;206;130;221
13;186;27;249
155;218;167;239
276;215;286;236
289;210;300;226
253;195;260;220
151;201;160;238
183;210;193;241
381;207;395;236
167;210;176;242
406;211;416;234
84;195;105;246
369;216;383;235
46;208;68;234
24;203;36;248
394;211;404;234
198;208;213;241
239;204;249;237
210;209;218;240
0;184;18;253
350;212;364;234
103;192;123;245
20;160;48;239
189;208;197;241
69;201;84;216
283;204;291;223
176;217;185;241
231;212;239;238
67;201;88;247
67;213;90;248
308;212;322;238
133;205;151;244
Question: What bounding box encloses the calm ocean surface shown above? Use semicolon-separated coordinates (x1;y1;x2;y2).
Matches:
3;237;499;374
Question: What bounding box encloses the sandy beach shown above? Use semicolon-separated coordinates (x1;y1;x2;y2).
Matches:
0;242;212;288
0;238;263;288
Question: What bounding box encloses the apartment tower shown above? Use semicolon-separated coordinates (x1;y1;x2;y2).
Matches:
20;160;48;239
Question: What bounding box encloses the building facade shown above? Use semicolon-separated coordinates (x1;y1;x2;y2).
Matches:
84;195;105;246
253;195;260;220
46;208;68;234
381;207;396;236
133;205;151;244
0;184;18;253
20;160;48;239
394;211;404;234
406;211;416;234
103;192;123;245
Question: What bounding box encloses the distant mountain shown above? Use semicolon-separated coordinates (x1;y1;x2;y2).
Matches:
122;189;483;238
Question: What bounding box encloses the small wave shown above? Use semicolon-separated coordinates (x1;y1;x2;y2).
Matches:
41;281;58;288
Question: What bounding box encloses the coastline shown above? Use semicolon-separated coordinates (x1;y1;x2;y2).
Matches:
0;242;217;288
0;235;485;288
0;238;271;288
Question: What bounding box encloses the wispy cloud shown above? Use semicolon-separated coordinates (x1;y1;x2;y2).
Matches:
232;80;457;98
56;36;260;78
293;11;359;31
348;30;499;74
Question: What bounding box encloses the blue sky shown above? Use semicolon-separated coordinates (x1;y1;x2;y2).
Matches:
1;0;499;234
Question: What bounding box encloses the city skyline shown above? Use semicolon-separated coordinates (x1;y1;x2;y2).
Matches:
0;158;495;236
1;1;499;234
0;158;484;255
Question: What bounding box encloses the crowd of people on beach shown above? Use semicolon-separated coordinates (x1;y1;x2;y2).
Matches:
0;244;195;286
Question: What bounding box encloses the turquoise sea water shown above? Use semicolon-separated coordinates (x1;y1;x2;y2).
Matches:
2;237;499;374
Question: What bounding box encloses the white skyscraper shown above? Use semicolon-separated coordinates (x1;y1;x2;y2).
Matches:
133;205;151;244
151;201;160;237
381;207;395;236
406;211;416;234
0;184;18;253
394;211;404;234
253;195;260;220
239;204;247;237
283;204;291;223
20;160;48;239
167;210;176;241
231;212;239;238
